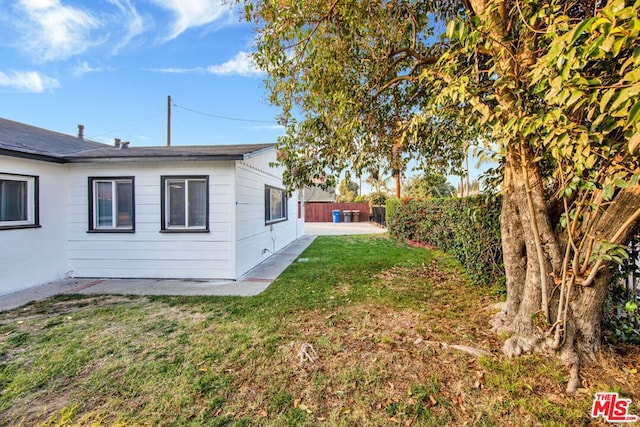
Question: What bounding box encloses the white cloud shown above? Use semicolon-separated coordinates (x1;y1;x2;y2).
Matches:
206;51;263;78
73;61;112;77
249;124;285;131
0;70;60;92
16;0;103;62
148;52;263;78
106;0;147;52
147;66;206;74
150;0;232;41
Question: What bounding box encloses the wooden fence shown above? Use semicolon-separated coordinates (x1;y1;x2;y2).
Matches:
304;202;370;222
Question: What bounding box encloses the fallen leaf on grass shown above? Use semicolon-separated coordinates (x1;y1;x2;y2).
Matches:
546;393;565;405
298;404;313;414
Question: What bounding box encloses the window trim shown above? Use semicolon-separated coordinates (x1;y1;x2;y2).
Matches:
160;175;210;233
0;173;39;231
88;176;135;233
265;185;288;225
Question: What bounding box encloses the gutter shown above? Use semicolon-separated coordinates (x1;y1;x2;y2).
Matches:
65;154;246;163
0;148;68;164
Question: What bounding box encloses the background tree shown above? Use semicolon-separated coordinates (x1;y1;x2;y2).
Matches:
403;173;455;198
337;178;359;203
245;0;640;391
366;167;392;195
456;179;480;197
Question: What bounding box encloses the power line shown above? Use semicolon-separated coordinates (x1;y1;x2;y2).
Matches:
87;99;278;141
88;109;166;139
172;101;277;124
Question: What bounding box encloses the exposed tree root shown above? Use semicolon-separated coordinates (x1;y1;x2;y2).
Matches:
488;303;508;334
502;335;541;357
421;340;494;358
489;303;584;393
561;347;581;393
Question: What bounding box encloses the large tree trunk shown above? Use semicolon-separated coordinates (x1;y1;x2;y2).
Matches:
498;167;525;323
493;147;640;391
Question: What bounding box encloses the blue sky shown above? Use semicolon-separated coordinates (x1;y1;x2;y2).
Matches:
0;0;284;147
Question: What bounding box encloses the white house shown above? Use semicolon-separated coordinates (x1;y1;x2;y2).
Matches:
0;117;304;295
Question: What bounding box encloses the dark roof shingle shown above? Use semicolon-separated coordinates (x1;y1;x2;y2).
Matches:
0;118;275;163
0;118;106;161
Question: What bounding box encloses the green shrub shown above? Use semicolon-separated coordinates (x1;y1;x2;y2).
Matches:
354;194;368;203
370;192;388;206
387;196;504;288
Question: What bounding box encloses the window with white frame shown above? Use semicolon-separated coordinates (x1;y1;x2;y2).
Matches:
161;176;209;231
0;173;38;229
88;177;135;232
265;185;287;224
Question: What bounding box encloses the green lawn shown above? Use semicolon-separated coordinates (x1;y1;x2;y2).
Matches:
0;235;637;426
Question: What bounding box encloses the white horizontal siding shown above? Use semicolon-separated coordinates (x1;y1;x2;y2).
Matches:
234;150;299;277
67;161;237;279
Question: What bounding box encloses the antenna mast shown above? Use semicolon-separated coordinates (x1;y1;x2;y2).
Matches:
167;95;171;147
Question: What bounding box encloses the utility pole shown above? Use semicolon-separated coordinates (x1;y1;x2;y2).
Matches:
167;95;171;147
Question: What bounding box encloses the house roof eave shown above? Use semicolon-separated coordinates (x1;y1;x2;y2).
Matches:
0;147;68;164
66;154;245;163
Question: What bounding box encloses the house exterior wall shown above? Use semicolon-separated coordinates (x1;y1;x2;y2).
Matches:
234;150;300;278
67;161;237;279
0;157;69;295
1;145;301;293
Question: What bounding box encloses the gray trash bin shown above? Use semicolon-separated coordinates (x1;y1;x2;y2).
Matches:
343;210;352;223
352;210;360;222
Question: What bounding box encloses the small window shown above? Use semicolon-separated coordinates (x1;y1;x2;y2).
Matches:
161;176;209;232
265;185;287;224
0;173;38;229
88;177;135;232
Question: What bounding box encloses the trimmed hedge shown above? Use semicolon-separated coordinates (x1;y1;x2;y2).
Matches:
386;196;504;287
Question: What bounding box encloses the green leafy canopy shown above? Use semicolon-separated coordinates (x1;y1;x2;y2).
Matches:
243;0;475;190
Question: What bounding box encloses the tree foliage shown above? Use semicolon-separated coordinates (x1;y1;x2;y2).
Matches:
403;173;455;198
337;177;359;202
245;0;472;191
365;167;391;195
